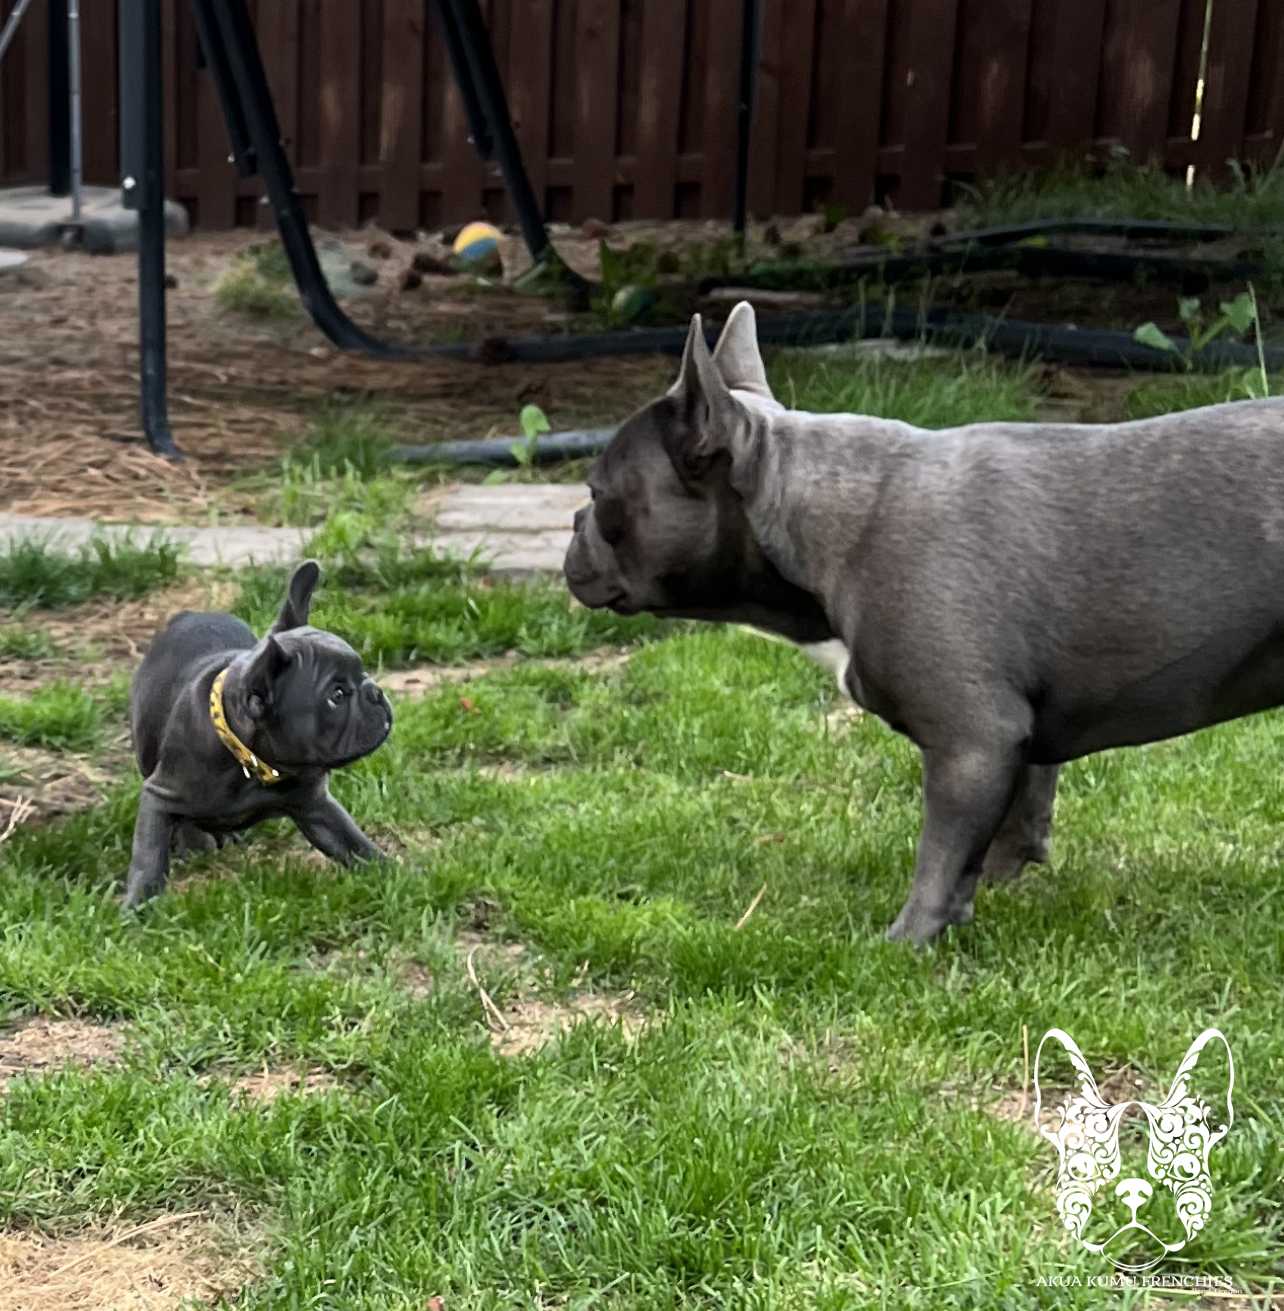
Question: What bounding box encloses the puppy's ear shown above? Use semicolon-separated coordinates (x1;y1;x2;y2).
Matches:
712;301;775;402
240;634;291;720
271;559;321;635
661;314;746;482
1157;1028;1234;1145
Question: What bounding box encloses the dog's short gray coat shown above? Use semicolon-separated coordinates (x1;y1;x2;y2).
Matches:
124;561;392;908
564;302;1284;942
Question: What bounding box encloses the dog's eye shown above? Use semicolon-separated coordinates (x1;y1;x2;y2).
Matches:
327;686;347;710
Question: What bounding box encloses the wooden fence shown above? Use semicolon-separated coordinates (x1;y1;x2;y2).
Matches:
2;0;1283;231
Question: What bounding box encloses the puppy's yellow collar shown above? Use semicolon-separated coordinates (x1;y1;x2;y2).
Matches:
210;668;283;785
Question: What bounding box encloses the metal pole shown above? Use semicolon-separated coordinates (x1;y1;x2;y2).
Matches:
0;0;37;65
123;0;180;457
67;0;83;221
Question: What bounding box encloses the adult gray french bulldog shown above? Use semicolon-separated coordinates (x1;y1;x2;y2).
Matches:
564;300;1284;944
124;560;392;908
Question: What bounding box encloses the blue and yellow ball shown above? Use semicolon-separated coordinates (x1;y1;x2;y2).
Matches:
452;221;502;270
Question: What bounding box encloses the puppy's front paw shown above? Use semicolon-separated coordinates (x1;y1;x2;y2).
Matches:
121;882;160;913
885;902;948;946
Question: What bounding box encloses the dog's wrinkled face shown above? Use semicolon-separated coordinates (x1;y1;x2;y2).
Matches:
564;303;832;642
1034;1028;1233;1273
229;561;393;771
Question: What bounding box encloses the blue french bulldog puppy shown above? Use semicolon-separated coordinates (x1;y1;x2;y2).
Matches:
124;560;391;907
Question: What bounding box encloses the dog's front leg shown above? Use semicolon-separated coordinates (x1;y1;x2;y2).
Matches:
886;744;1023;945
293;792;382;866
122;785;177;909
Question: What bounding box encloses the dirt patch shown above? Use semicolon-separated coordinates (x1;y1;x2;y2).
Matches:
456;929;648;1057
0;742;127;824
981;1064;1147;1128
224;1067;339;1105
379;647;632;697
0;1213;262;1311
307;944;437;999
0;1016;127;1087
30;576;238;666
487;991;647;1058
0;230;672;524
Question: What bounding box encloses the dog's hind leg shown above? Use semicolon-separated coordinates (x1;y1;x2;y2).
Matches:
173;821;218;858
886;739;1025;945
981;764;1059;883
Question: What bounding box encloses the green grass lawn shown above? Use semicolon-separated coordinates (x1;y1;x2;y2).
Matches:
2;351;1283;1306
3;629;1282;1307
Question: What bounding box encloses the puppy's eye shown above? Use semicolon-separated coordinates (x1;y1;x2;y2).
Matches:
326;686;347;710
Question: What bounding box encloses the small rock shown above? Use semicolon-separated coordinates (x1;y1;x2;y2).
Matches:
164;273;178;289
412;250;455;276
400;268;423;291
581;217;611;240
367;238;393;260
349;259;378;287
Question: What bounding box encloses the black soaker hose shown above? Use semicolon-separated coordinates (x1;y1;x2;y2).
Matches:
391;307;1282;467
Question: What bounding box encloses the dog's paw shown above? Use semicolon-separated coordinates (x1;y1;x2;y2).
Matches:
885;903;948;946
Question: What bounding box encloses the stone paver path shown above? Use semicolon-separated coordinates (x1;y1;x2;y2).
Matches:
0;482;586;575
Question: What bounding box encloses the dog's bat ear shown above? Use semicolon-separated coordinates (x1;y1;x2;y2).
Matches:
662;314;744;481
712;301;775;402
1033;1028;1111;1138
240;634;291;720
271;559;321;635
1157;1027;1234;1143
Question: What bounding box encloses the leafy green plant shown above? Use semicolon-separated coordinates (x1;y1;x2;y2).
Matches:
1133;287;1271;398
511;404;551;468
483;404;553;485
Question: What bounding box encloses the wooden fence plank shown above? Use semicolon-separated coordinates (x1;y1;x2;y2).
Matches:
318;0;362;227
746;0;782;218
436;1;485;223
896;0;960;208
574;0;620;222
700;0;743;218
78;0;117;183
971;0;1034;175
1099;0;1182;164
379;0;425;231
1043;0;1106;154
22;0;48;183
634;0;686;218
257;0;299;226
195;3;235;230
774;0;817;214
831;0;887;213
1196;0;1260;178
507;0;555;214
